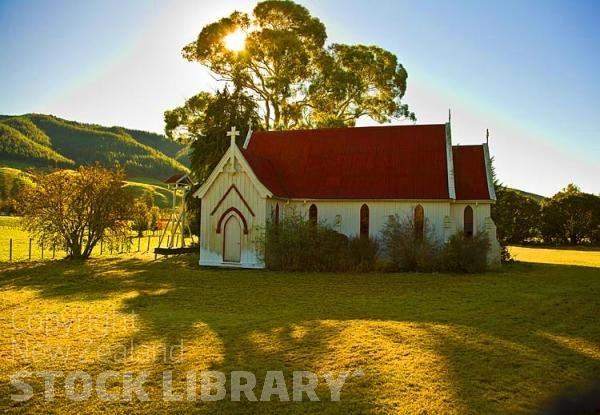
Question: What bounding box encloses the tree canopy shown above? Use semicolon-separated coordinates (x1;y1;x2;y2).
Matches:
491;184;600;246
20;165;135;259
491;187;541;244
180;1;414;130
540;184;600;245
165;88;261;183
166;0;415;183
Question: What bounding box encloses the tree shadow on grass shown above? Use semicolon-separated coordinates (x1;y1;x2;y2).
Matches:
0;256;181;301
1;257;599;414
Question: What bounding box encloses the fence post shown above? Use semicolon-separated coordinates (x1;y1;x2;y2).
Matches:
137;237;141;252
9;238;13;262
41;243;44;260
100;240;103;255
52;243;56;259
28;239;32;261
147;236;151;252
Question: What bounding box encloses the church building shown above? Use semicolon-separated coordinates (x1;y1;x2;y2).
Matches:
193;123;501;268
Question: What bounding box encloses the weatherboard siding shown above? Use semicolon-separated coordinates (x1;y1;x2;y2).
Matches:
199;159;266;268
281;200;452;241
450;202;491;236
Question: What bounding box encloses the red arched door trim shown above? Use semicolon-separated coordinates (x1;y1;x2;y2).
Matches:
216;207;249;235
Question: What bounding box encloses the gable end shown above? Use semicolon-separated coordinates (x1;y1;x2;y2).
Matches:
210;184;256;216
193;144;272;200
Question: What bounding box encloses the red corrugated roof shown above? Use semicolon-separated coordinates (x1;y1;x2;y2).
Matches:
452;145;491;200
242;124;452;199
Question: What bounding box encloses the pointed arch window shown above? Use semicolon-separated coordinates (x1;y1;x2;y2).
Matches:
464;205;474;238
274;203;280;226
414;204;424;240
360;204;369;238
309;204;318;226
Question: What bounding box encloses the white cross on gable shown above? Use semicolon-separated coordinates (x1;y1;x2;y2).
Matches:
227;126;240;138
227;126;240;147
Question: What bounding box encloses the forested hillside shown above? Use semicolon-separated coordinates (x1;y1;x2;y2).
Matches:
0;114;189;179
0;123;74;167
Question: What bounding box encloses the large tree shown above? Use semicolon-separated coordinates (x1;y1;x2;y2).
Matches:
20;166;134;259
165;88;260;183
540;184;600;245
491;187;541;244
166;1;415;170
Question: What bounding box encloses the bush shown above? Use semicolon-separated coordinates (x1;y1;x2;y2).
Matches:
379;214;442;272
347;236;380;272
259;211;494;274
442;231;490;273
499;243;514;264
257;211;350;272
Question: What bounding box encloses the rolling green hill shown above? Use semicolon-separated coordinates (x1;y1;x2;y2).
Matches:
0;165;174;211
0;166;35;214
123;177;175;209
0;114;189;180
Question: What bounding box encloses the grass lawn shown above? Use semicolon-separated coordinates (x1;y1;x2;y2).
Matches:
0;253;599;414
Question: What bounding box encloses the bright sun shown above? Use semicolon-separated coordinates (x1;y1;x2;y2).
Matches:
224;29;246;52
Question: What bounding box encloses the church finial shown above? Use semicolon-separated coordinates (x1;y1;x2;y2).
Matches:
227;126;240;148
486;128;489;145
243;120;253;149
448;108;451;123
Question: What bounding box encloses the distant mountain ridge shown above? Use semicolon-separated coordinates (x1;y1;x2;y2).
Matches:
0;114;189;180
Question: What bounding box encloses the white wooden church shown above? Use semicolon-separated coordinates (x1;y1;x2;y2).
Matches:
193;122;501;268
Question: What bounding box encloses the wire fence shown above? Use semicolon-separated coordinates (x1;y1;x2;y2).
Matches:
0;228;193;262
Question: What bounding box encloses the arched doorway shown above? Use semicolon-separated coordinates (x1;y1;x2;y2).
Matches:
223;215;241;262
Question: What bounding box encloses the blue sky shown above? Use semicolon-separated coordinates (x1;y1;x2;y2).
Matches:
1;0;598;196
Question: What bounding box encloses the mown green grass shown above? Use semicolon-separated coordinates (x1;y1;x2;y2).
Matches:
0;252;598;414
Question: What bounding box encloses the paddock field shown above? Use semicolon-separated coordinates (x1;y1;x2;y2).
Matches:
0;247;598;414
509;245;600;268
